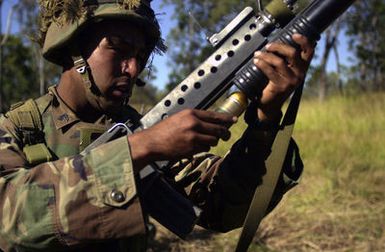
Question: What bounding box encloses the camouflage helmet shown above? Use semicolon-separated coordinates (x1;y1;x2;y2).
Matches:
38;0;166;66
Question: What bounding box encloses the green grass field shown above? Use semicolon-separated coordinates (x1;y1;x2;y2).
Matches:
150;93;385;252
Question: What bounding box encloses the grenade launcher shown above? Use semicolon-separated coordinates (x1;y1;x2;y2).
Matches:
84;0;356;239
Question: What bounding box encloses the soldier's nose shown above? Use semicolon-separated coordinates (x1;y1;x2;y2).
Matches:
122;58;139;77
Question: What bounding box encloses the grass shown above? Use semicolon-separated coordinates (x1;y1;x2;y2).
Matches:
149;93;385;252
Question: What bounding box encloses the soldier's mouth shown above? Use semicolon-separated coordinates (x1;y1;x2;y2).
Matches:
111;80;132;98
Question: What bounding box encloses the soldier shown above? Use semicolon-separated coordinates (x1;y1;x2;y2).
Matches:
0;0;314;251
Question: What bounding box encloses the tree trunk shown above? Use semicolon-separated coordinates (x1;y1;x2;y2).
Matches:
359;63;367;92
318;30;334;101
39;55;45;95
332;41;343;96
318;19;342;101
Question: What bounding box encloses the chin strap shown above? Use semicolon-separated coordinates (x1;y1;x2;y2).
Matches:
71;53;142;107
72;55;93;89
71;51;112;109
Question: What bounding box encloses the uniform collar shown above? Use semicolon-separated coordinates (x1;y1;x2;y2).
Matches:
48;86;82;130
48;86;141;131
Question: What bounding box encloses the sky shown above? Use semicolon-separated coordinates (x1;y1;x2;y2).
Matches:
149;1;176;89
1;0;354;90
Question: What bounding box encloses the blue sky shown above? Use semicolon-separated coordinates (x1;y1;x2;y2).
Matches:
150;1;176;89
1;0;354;90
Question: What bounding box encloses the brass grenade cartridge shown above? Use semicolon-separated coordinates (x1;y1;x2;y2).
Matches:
216;92;249;117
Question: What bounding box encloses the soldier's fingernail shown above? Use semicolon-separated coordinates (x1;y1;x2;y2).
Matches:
266;43;272;49
254;51;262;57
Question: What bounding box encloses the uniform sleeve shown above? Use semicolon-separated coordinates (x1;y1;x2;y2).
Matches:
172;126;303;233
0;115;145;250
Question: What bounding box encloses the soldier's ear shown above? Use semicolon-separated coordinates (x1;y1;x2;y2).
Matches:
61;55;75;71
136;78;146;87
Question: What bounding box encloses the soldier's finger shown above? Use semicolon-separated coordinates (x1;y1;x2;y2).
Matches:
292;34;315;62
264;42;298;62
191;143;211;155
264;42;306;72
254;51;293;80
193;110;237;125
196;121;231;141
194;134;220;148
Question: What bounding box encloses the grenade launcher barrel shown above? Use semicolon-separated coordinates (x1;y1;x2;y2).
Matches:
233;0;356;99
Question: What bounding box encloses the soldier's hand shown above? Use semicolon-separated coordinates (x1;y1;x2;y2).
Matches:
127;109;236;171
253;34;315;123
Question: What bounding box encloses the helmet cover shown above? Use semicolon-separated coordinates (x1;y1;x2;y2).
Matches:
39;0;166;65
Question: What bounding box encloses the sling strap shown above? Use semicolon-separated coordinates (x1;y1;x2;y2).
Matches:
6;98;53;165
235;83;304;252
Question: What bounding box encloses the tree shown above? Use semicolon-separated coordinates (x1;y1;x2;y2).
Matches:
344;0;385;92
317;19;343;101
1;35;40;111
305;65;343;99
130;66;161;111
15;0;61;95
162;0;256;90
0;0;62;112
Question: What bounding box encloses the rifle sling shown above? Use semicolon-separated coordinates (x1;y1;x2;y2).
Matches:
235;83;304;252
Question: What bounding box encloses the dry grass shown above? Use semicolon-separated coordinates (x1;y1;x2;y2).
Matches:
148;93;385;251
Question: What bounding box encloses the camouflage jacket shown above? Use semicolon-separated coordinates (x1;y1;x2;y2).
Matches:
0;86;303;251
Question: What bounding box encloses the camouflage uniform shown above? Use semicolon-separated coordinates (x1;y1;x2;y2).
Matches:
0;86;303;251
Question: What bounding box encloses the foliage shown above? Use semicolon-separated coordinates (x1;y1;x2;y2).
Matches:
0;35;40;111
130;60;163;112
162;0;257;90
343;0;385;91
15;0;39;41
305;66;342;98
162;0;384;99
14;0;62;95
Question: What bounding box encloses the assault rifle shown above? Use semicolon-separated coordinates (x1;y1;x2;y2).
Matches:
83;0;356;240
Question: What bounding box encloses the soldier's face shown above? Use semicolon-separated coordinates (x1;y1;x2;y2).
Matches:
80;20;148;112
